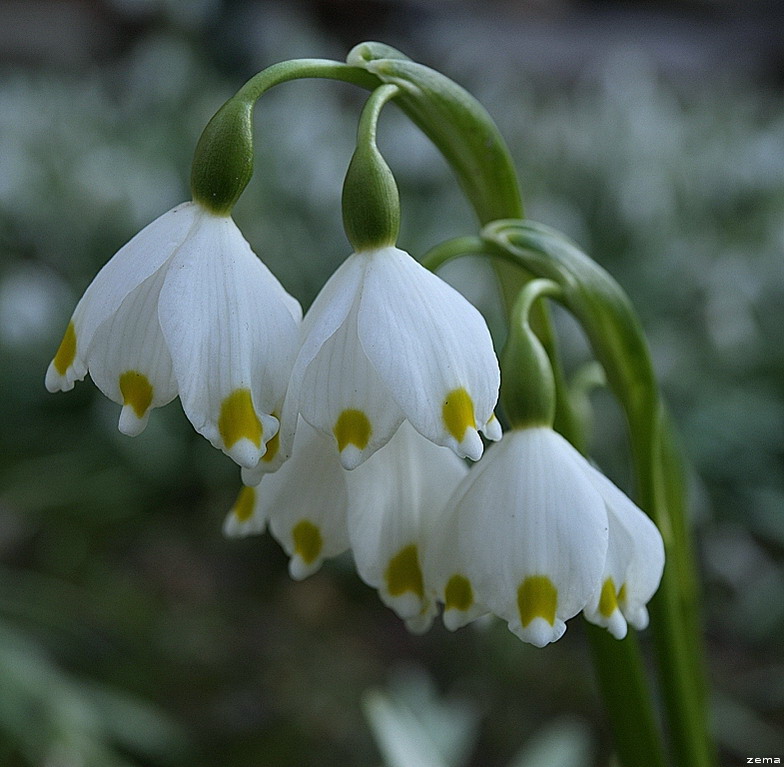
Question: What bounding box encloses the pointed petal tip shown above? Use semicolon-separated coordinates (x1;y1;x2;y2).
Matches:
607;612;628;640
624;605;650;631
118;404;150;437
381;591;425;622
586;608;628;640
222;512;266;539
404;610;435;635
225;438;265;470
240;464;263;487
44;361;80;393
442;608;474;632
288;554;321;581
338;444;366;470
456;427;484;462
481;415;503;442
511;617;567;648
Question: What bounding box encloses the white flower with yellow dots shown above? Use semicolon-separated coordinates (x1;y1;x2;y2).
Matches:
281;246;500;470
425;426;663;647
45;201;301;469
346;420;468;633
224;418;351;580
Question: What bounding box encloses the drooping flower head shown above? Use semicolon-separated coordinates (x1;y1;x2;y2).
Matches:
426;427;608;646
45;201;301;469
424;426;665;647
281;245;500;470
345;420;469;633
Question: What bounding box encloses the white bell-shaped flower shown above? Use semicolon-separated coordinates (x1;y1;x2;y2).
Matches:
426;426;613;647
224;418;351;581
346;420;469;633
45;201;302;470
281;246;500;470
581;466;665;638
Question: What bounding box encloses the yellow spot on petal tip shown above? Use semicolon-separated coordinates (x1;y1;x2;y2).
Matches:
333;409;372;452
445;574;474;611
292;520;323;565
385;544;424;599
219;389;262;449
231;486;256;522
261;425;280;464
599;578;620;618
442;387;476;442
517;575;558;627
119;370;154;418
52;321;77;375
617;582;628;607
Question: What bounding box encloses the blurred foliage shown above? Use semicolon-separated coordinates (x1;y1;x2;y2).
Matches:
0;2;783;766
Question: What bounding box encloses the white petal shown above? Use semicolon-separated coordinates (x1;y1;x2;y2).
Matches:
278;253;367;457
357;247;500;460
583;465;665;632
222;485;266;538
296;296;405;469
264;419;350;579
429;428;609;646
45;202;199;393
346;421;467;623
239;410;290;484
481;412;503;442
158;211;300;468
86;266;178;436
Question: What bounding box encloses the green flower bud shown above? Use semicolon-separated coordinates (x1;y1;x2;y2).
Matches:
501;279;562;429
190;97;254;215
342;84;400;252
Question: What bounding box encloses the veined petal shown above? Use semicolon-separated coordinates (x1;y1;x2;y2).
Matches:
263;419;350;580
158;210;300;468
45;201;200;393
357;247;500;460
279;253;367;457
428;428;609;647
296;297;405;469
346;421;467;626
87;266;177;436
223;485;266;538
583;465;665;632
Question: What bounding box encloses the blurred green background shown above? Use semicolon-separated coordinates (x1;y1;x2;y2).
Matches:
1;1;783;765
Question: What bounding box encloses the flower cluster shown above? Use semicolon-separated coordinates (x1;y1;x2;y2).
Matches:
47;193;664;647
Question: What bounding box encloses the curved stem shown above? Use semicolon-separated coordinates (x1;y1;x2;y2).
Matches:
234;59;381;104
420;236;487;272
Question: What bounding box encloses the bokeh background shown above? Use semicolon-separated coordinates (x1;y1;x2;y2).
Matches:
1;1;783;765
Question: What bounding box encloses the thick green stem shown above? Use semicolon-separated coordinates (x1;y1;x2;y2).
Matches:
585;625;669;767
